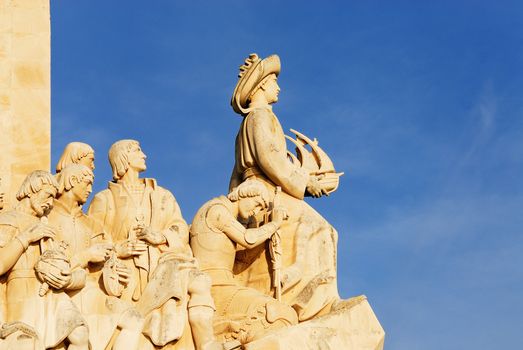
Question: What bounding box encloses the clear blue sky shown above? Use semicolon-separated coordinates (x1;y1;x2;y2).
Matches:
50;1;523;349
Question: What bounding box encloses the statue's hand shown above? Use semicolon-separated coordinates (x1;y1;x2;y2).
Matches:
115;239;147;258
135;226;166;246
87;242;113;263
115;263;131;285
18;223;56;248
306;176;323;198
43;267;72;290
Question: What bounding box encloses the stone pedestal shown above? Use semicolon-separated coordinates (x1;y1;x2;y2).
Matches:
244;296;385;350
0;0;50;209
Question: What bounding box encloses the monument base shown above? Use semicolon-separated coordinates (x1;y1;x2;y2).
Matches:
243;295;385;350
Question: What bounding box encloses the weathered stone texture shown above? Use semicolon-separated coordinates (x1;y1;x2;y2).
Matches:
244;296;385;350
0;0;50;208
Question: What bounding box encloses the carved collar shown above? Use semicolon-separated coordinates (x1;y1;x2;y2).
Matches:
53;199;84;218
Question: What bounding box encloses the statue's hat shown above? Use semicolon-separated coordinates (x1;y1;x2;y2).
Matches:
231;53;280;115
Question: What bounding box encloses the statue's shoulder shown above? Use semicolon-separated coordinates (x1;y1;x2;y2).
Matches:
247;107;272;120
88;188;114;214
245;107;277;132
147;179;177;202
92;188;112;202
83;212;103;233
159;185;176;200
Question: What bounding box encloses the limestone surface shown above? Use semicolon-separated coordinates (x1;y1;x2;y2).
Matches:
0;0;51;209
243;296;385;350
0;3;386;347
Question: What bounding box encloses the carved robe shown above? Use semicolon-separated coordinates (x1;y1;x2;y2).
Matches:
230;106;340;321
48;200;136;350
87;178;189;302
88;178;207;348
0;210;86;349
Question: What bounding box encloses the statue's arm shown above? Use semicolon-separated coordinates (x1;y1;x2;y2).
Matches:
64;268;87;291
249;111;309;199
211;205;278;249
87;191;112;235
0;226;25;275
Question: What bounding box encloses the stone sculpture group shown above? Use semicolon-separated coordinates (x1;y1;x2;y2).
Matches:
0;54;384;350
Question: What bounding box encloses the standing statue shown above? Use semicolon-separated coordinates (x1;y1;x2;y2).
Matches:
0;170;89;350
49;164;144;350
230;53;345;322
88;140;220;350
56;142;95;173
190;179;298;344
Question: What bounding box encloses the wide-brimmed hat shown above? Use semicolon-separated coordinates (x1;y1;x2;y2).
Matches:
231;53;281;116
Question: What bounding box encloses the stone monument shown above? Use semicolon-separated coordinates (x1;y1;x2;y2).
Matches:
0;0;51;211
0;1;384;349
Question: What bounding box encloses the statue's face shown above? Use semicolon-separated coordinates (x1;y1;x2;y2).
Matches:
29;184;56;217
128;143;147;172
79;153;95;171
71;177;93;205
262;74;280;104
238;196;268;225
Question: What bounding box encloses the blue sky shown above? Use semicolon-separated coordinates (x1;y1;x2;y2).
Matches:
50;1;523;349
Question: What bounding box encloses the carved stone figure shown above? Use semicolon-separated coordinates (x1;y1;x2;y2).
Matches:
230;54;345;322
88;140;220;350
56;142;95;173
0;171;89;350
190;179;298;344
1;2;386;347
49;164;143;350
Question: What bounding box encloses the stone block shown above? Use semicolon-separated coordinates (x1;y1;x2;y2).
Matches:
10;88;49;115
0;60;11;89
0;33;11;60
12;61;49;89
0;91;10;111
11;32;48;60
12;7;49;34
243;296;385;350
0;8;12;32
10;0;49;9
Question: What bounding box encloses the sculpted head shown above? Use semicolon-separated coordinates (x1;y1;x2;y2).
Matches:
56;164;94;205
250;73;280;105
16;170;58;217
56;142;95;173
231;53;281;115
108;139;147;180
228;179;270;223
